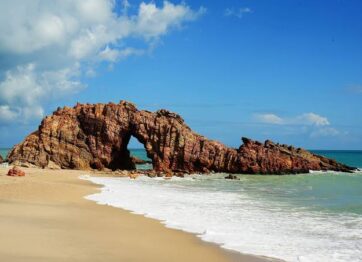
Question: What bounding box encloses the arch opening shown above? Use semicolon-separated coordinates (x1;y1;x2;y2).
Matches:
107;133;134;171
128;136;153;171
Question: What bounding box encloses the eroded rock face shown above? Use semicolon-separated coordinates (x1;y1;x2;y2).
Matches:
8;101;355;174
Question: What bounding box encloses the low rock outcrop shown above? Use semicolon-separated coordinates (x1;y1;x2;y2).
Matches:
0;155;3;164
7;167;25;177
225;174;239;180
131;156;152;165
8;101;355;174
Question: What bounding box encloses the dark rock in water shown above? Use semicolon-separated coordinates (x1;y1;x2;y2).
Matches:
174;172;185;178
0;155;3;164
145;170;157;178
225;174;239;180
7;101;356;174
131;156;152;165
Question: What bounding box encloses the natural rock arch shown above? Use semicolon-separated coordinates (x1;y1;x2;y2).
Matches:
8;101;354;174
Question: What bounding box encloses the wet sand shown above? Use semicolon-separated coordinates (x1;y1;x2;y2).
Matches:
0;167;274;262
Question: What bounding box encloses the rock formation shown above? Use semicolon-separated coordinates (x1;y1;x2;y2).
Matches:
0;155;3;164
225;174;239;180
7;166;25;177
8;101;355;174
131;156;152;165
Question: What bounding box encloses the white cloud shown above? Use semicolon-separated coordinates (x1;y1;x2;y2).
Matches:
0;104;44;123
98;46;122;62
254;112;342;137
122;0;131;14
0;0;204;123
0;63;82;122
224;7;252;18
0;105;19;122
134;2;206;39
255;112;330;126
255;113;284;124
297;113;330;126
98;46;145;62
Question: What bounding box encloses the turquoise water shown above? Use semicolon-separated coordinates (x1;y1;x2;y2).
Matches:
118;148;362;216
130;148;153;170
130;148;150;161
2;147;362;216
312;150;362;168
2;146;362;260
0;148;10;159
128;149;362;260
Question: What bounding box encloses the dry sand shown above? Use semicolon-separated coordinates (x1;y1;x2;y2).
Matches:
0;167;273;262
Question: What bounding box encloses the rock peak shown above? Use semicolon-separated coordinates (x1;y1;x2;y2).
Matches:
156;109;185;124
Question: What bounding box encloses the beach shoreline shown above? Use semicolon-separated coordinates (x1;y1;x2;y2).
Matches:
0;167;275;262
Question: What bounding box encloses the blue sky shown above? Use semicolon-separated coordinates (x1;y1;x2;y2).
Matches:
0;0;361;149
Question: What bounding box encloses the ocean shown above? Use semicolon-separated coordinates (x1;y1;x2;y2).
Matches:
2;148;362;261
85;149;362;262
0;148;9;159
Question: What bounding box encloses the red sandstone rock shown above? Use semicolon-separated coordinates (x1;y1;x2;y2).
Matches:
7;101;355;174
7;166;25;177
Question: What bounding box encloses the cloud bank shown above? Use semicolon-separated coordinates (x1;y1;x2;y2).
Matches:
254;112;341;137
255;112;330;126
0;0;205;123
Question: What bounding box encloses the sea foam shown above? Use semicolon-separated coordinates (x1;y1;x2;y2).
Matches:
81;174;362;262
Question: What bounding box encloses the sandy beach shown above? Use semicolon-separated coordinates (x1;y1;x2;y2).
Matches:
0;167;271;262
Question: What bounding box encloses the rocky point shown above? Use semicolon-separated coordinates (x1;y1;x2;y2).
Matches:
7;101;355;174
